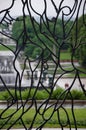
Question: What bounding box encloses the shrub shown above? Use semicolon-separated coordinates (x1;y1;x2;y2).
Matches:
35;90;49;100
21;89;30;100
51;87;64;99
0;88;85;100
71;90;86;100
2;90;13;100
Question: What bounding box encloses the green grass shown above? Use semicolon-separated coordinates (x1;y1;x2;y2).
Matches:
67;73;86;78
20;63;29;69
60;52;72;60
60;51;78;61
0;108;86;128
0;45;15;51
47;68;86;78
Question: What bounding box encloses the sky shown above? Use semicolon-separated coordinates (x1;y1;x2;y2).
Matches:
0;0;85;19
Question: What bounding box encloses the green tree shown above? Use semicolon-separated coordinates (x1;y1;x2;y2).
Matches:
70;15;86;67
12;16;72;59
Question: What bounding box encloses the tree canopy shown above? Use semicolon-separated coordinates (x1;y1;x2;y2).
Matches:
12;16;72;60
70;15;86;67
3;14;86;65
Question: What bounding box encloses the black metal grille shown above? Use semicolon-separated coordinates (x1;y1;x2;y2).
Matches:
0;0;86;129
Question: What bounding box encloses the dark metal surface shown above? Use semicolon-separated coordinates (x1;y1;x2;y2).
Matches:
0;0;86;129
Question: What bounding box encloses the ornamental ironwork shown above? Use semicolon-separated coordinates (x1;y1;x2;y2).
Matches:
0;0;86;130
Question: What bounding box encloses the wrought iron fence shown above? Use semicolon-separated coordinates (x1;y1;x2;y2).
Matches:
0;0;86;129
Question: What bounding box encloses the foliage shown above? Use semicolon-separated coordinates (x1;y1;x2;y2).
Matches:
70;15;86;67
12;16;72;59
51;88;86;100
0;23;8;29
51;87;64;99
0;88;86;100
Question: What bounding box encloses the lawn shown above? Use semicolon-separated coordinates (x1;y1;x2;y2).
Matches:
67;73;86;78
60;52;72;61
0;108;85;128
0;45;15;51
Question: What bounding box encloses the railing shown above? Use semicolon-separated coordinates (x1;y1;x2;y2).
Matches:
0;0;86;129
